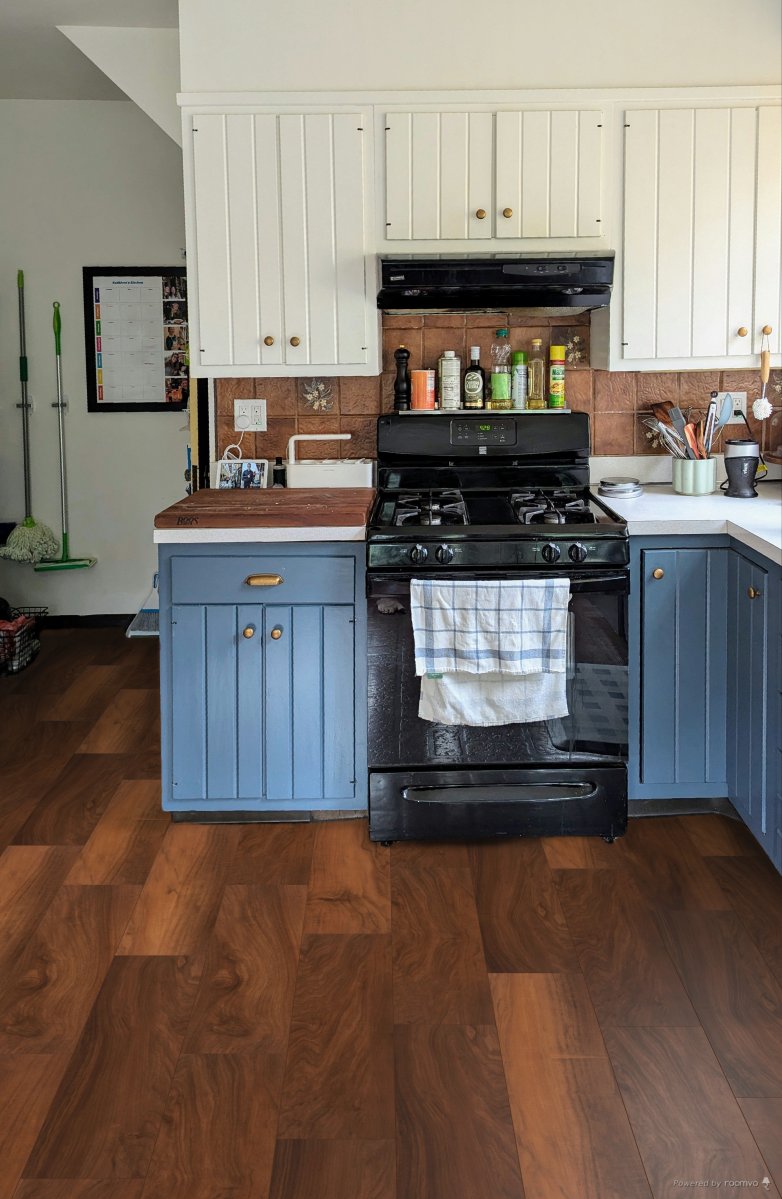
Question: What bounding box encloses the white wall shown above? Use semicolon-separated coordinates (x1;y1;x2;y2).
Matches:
179;0;782;92
0;100;187;615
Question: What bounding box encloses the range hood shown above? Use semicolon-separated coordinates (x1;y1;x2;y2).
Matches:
377;253;613;314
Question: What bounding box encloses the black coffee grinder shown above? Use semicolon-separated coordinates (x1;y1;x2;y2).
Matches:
723;438;760;497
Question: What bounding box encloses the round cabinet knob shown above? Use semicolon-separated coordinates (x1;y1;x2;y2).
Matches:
475;208;487;219
289;336;301;347
435;544;454;564
242;625;256;639
762;325;773;336
410;543;428;564
568;542;588;564
737;327;748;337
502;207;513;218
263;335;275;346
541;542;561;564
270;626;283;640
652;568;665;579
748;586;761;599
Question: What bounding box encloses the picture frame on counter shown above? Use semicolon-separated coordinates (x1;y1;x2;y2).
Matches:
82;266;189;412
212;458;269;490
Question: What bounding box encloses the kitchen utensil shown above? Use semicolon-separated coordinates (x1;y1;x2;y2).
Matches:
722;439;760;497
34;302;96;572
683;422;701;459
0;271;59;564
651;401;675;426
703;395;719;455
752;349;773;420
695;420;706;458
670;406;696;459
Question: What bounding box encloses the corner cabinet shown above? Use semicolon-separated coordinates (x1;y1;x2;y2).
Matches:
158;543;367;815
182;106;380;377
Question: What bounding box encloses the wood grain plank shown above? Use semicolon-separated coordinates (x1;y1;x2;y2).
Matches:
13;1184;144;1199
542;836;618;869
0;1055;69;1199
657;909;782;1096
227;822;315;885
605;816;732;910
117;824;239;955
555;868;699;1027
678;814;762;857
183;884;306;1054
12;756;136;847
392;865;493;1025
0;846;79;960
395;1024;525;1199
144;1053;284;1194
491;974;651;1199
737;1098;782;1192
605;1026;778;1197
391;840;471;869
0;723;92;844
77;690;159;756
277;934;393;1139
64;780;167;886
24;954;201;1181
269;1140;395;1199
304;820;390;933
38;665;126;723
707;853;782;986
0;884;138;1054
469;840;577;972
154;487;375;528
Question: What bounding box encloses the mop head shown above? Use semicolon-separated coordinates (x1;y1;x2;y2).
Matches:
753;396;773;420
0;516;59;564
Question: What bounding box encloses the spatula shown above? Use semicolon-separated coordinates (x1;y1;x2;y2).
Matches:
670;406;696;458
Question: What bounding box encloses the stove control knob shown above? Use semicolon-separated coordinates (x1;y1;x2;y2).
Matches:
541;542;561;564
568;542;588;564
410;543;428;564
435;544;454;564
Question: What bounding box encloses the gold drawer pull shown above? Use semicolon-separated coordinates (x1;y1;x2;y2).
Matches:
263;335;275;346
502;207;513;218
242;625;255;639
748;586;761;599
245;573;283;587
737;327;748;337
475;208;487;219
762;325;773;336
652;568;664;580
289;336;301;347
270;626;283;640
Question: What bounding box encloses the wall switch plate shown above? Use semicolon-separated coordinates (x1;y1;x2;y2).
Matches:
717;391;748;424
234;399;267;432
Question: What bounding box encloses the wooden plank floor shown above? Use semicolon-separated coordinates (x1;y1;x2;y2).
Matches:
1;629;781;1198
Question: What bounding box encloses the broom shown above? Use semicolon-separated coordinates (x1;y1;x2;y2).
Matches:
0;271;59;564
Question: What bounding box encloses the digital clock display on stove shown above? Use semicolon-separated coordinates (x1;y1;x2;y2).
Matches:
450;418;517;446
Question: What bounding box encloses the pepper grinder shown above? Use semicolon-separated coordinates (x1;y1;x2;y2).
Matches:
393;345;411;411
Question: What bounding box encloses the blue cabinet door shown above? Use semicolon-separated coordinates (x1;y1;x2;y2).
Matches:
727;552;770;848
630;543;728;798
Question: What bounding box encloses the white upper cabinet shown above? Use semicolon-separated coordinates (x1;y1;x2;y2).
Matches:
622;105;781;363
384;107;604;243
186;108;378;376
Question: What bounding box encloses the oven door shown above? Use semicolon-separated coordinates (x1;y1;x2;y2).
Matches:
367;568;629;771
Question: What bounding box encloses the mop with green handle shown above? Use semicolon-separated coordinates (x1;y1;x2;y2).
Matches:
0;271;59;563
34;302;96;572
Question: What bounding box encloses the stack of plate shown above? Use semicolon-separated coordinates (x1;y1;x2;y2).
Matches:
598;476;644;499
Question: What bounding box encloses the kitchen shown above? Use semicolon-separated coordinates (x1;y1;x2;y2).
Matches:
1;1;781;1196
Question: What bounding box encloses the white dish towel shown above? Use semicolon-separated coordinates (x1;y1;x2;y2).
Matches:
410;578;571;726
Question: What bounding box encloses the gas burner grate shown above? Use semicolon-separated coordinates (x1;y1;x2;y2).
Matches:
511;490;597;526
393;490;468;527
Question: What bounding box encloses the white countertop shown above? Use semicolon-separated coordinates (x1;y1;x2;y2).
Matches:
154;525;366;544
607;483;782;564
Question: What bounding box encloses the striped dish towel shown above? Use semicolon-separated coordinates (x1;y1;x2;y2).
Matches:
410;578;571;677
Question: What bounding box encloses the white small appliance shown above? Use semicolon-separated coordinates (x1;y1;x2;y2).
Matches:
285;433;374;488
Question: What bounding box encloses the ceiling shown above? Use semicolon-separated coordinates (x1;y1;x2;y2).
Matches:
0;0;178;100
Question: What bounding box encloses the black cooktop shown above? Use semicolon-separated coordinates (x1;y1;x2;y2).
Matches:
373;487;622;534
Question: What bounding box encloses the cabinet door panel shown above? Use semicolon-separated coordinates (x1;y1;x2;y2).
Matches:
332;114;369;362
754;105;782;354
622;110;659;359
264;603;294;800
205;606;240;799
291;605;324;800
304;114;339;365
494;111;524;238
728;555;769;837
224;115;261;366
727;108;757;357
237;604;264;800
656;109;695;358
691;109;731;357
191;114;232;366
278;115;309;367
253;115;284;366
323;605;356;799
576;111;603;237
171;605;207;801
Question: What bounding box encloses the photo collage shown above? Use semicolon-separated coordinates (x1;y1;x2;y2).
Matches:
162;276;189;405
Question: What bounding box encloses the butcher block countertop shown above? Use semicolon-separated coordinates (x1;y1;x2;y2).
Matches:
154;488;375;543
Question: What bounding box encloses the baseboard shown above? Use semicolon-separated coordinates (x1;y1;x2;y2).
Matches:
629;797;739;819
171;808;368;824
44;614;133;629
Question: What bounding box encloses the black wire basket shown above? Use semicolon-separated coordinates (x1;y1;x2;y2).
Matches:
0;606;47;675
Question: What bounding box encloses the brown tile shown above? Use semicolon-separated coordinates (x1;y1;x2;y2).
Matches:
636;372;680;409
508;311;553;327
382;314;424;329
550;326;590;369
593;371;637;412
255;418;297;461
382;328;423;372
255;379;297;417
566;370;593;414
508;326;549;356
340;416;377;458
215;378;256;415
422;326;465;370
592;412;635;456
466;312;510;329
680;371;721;407
215;415;237;456
295;415;342;460
422;313;466;329
635;413;670;456
765;408;782;459
295;378;338;415
339;377;381;414
380;373;395;412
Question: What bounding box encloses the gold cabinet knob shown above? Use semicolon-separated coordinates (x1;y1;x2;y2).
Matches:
748;586;761;599
242;625;255;639
502;207;513;218
270;626;283;640
475;208;487;219
737;327;748;337
652;568;665;580
263;335;275;346
762;325;773;336
289;336;301;347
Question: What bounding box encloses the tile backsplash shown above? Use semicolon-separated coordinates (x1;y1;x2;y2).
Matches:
214;312;781;461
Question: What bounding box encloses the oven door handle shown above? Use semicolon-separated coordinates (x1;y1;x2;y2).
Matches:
367;570;629;598
402;782;598;805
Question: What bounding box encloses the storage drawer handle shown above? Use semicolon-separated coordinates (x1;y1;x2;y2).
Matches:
242;625;255;639
748;586;761;599
652;568;664;579
245;574;283;587
401;782;597;806
270;626;283;640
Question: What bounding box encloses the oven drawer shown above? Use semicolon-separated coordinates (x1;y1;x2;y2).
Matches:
170;554;354;605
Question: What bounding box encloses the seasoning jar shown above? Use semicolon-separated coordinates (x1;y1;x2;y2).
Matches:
548;345;566;409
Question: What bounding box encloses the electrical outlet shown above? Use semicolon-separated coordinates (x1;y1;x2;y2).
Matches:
234;399;267;432
717;391;748;424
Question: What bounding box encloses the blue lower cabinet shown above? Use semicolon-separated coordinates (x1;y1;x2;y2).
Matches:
629;539;729;800
159;544;366;813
